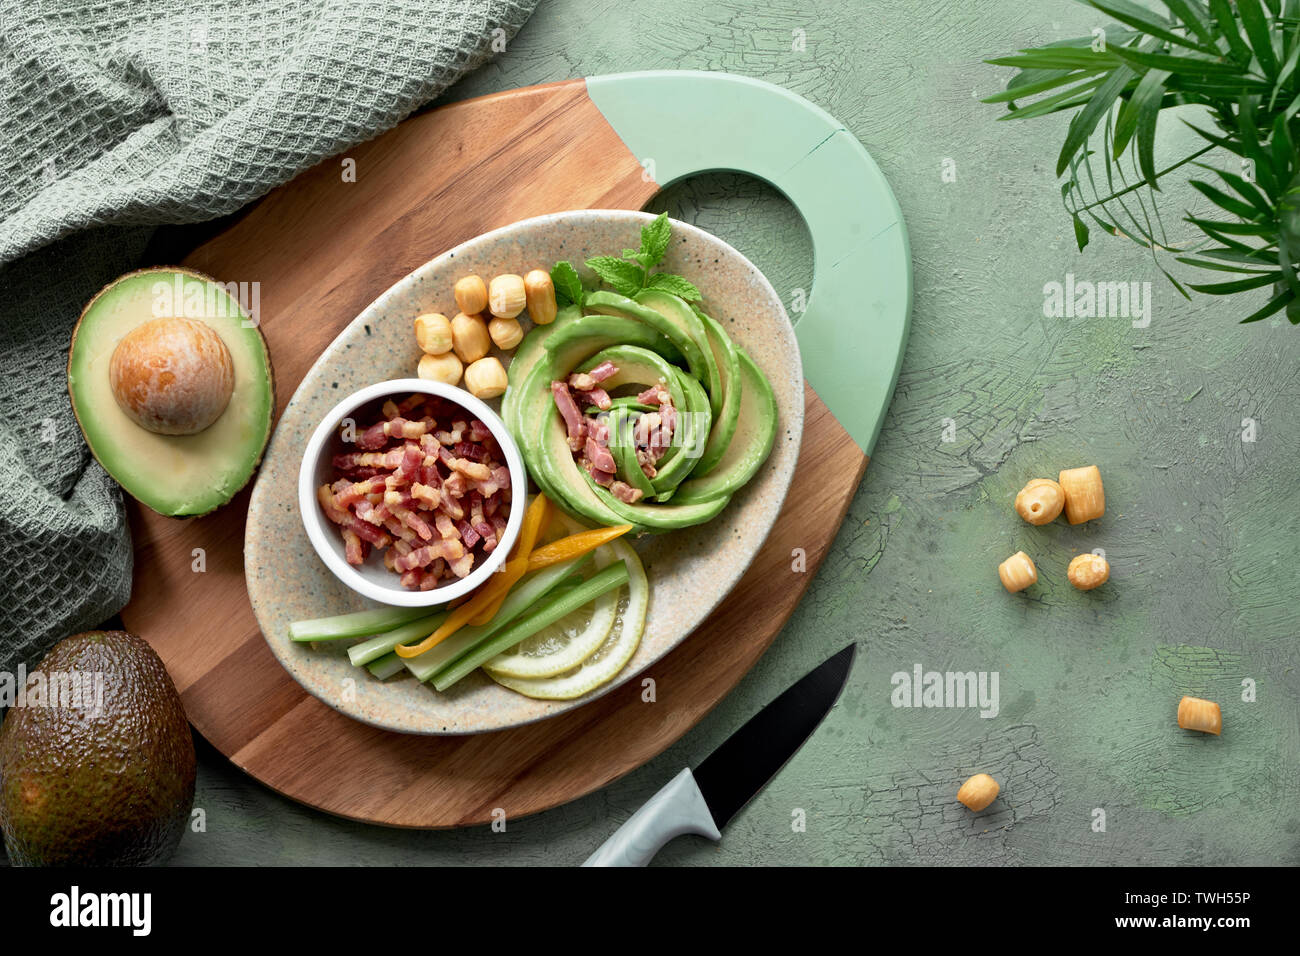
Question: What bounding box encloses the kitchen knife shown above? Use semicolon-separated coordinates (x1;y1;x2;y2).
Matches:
582;643;856;866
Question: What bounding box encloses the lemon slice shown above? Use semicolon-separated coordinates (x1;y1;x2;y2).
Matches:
489;537;648;700
483;544;618;679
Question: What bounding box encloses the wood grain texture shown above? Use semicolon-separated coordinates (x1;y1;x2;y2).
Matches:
121;79;868;827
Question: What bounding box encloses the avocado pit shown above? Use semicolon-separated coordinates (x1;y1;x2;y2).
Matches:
109;316;235;435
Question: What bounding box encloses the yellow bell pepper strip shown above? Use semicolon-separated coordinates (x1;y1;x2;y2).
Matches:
395;495;551;658
468;495;551;626
468;581;517;627
517;492;552;556
526;524;633;571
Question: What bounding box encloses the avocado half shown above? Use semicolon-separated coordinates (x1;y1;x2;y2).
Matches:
0;631;196;866
67;266;274;517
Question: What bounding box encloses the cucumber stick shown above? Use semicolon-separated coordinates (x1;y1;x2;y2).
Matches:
289;605;435;642
403;555;591;683
433;560;630;692
347;611;449;667
365;652;406;680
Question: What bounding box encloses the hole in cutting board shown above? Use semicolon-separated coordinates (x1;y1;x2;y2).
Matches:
643;172;814;324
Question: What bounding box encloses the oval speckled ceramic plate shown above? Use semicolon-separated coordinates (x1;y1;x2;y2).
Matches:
245;210;803;735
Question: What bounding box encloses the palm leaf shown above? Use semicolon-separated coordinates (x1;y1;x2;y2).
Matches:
1240;285;1294;320
1114;68;1170;158
1088;0;1216;53
988;0;1300;321
1209;0;1257;62
1057;66;1137;175
1162;0;1219;48
1238;0;1281;76
1189;271;1283;292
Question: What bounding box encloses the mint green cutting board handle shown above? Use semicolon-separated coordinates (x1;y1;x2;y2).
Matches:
587;70;912;457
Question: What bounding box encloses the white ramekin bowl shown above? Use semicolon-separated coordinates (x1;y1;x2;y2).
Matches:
297;378;525;607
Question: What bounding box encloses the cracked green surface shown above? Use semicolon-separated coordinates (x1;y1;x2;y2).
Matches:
168;0;1297;866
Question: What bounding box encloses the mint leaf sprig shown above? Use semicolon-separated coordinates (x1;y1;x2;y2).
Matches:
555;213;701;305
550;260;584;308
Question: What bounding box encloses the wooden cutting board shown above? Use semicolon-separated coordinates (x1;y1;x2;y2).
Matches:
121;73;910;827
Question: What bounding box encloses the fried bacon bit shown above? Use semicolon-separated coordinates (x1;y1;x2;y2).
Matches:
583;458;615;487
636;448;658;479
393;538;464;573
457;519;481;550
454;441;487;462
384;417;431;441
384;491;434;541
576;387;611;410
610;481;643;504
585;435;616;475
551;364;677;498
411;482;440;509
335;477;384;507
342;528;367;565
319;393;511;590
356;421;389;450
551;381;586;451
442;471;468;501
434;511;458;539
637;384;670;406
433;420;468;445
650;406;674;451
333;447;405;471
450;456;491;481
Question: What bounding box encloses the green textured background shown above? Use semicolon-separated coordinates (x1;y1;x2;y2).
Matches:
169;0;1297;865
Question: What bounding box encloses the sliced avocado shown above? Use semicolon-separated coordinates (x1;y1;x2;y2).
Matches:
575;344;686;399
671;347;777;505
543;313;684;368
635;289;722;418
584;291;709;382
506;347;548;449
66;267;274;517
691;308;743;477
0;631;196;866
500;303;577;436
581;469;732;531
607;406;656;500
510;352;568;500
652;365;712;500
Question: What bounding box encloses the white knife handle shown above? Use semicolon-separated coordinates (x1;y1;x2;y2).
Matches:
582;768;722;866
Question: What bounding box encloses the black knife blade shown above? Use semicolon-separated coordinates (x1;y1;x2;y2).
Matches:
692;643;856;831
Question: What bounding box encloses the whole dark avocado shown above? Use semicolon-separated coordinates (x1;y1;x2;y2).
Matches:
0;631;195;866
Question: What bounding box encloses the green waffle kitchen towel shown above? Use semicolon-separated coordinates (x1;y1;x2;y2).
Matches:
0;0;537;679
